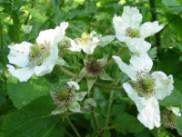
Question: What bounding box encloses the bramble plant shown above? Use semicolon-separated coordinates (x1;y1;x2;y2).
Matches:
1;0;182;137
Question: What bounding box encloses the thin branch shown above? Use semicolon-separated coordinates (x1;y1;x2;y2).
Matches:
59;66;77;77
66;116;81;137
105;90;114;127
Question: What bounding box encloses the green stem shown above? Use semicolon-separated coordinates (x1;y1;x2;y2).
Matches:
105;90;114;127
95;83;122;90
149;0;160;47
92;110;99;130
149;0;157;21
66;116;81;137
0;14;7;93
0;17;3;48
59;67;76;77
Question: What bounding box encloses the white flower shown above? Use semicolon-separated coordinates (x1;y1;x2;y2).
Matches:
7;22;68;82
113;54;153;81
113;55;174;129
168;106;181;117
68;31;101;54
67;80;80;90
113;6;163;48
123;83;161;129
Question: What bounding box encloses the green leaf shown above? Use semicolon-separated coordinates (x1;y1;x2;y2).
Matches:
113;113;144;134
161;90;182;107
87;78;96;93
68;101;81;113
162;0;182;14
7;78;51;109
168;15;182;40
75;92;87;101
0;96;64;137
99;70;113;81
176;116;182;136
51;107;67;115
29;8;47;23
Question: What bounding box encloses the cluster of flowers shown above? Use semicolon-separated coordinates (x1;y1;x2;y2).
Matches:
7;6;180;130
112;6;180;129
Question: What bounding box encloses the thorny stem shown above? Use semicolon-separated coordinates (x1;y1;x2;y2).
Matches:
66;116;81;137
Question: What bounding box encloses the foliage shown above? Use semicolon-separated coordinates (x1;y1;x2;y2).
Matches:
1;0;182;137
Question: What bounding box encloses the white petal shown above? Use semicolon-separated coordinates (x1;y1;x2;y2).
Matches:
82;44;98;55
130;53;153;73
122;6;143;28
169;106;181;117
112;56;137;80
34;44;58;76
7;65;34;82
68;38;82;52
123;83;161;130
8;42;31;67
36;22;68;47
75;31;100;55
113;15;130;42
126;38;151;54
67;80;80;90
137;97;161;130
140;21;164;38
82;31;100;54
151;71;174;100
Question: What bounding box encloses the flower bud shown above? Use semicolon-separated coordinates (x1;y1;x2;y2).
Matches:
59;37;71;49
161;109;177;129
52;88;75;108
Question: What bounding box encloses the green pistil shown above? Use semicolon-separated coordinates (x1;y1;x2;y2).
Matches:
29;44;50;67
126;27;140;38
131;76;155;97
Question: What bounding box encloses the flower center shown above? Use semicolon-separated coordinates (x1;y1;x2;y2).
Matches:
86;60;103;76
79;32;91;45
131;75;155;97
29;44;50;67
126;27;140;38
